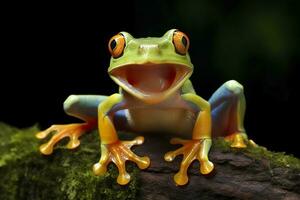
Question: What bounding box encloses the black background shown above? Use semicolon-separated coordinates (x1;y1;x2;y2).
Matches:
1;1;299;156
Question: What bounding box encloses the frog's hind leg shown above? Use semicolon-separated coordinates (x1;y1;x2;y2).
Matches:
209;80;255;148
36;95;107;155
63;95;107;121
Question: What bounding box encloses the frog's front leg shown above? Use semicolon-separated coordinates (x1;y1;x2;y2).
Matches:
36;95;106;155
164;93;214;186
92;94;150;185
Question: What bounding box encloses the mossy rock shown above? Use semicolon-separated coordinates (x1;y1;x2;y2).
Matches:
0;123;138;200
0;122;299;200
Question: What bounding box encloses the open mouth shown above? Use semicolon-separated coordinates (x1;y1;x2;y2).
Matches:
109;63;192;96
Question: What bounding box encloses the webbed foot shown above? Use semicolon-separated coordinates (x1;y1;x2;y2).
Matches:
164;138;214;186
93;136;150;185
225;132;257;148
36;123;93;155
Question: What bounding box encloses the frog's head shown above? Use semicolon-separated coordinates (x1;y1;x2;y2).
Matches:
108;29;193;104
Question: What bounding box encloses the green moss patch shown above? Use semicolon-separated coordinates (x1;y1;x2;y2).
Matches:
0;123;139;200
213;137;300;170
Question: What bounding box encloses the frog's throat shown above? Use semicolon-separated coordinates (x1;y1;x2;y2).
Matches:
109;63;192;104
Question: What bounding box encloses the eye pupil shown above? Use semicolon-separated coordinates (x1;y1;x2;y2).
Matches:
181;36;187;47
110;39;117;50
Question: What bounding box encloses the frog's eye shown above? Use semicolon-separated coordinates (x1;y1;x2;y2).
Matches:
172;30;190;55
108;33;126;58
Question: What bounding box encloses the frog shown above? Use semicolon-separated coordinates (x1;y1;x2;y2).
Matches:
36;29;255;186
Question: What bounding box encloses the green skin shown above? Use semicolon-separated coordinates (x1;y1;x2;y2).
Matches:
109;29;194;103
109;30;193;69
37;29;250;186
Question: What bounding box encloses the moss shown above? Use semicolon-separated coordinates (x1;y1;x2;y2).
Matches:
0;123;139;200
246;145;300;169
212;138;232;152
0;122;39;167
213;137;300;170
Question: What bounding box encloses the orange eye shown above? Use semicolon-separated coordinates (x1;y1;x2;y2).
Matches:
108;33;126;58
172;30;190;55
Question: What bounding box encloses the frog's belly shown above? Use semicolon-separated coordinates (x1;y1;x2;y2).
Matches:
125;108;197;136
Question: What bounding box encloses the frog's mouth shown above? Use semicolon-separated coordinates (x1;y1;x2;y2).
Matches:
109;63;192;102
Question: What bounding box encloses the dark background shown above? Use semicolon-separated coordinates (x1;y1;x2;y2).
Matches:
1;1;299;156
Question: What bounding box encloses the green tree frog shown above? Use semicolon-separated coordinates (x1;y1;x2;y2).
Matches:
36;29;254;186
